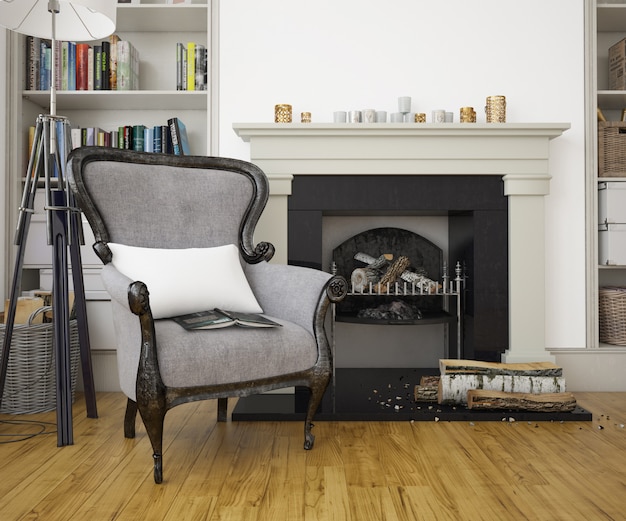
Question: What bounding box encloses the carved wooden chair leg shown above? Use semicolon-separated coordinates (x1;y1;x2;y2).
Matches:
138;404;167;484
303;378;329;450
124;398;138;438
217;397;228;422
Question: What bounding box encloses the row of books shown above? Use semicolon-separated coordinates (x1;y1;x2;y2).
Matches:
28;117;190;156
25;35;139;91
176;42;207;91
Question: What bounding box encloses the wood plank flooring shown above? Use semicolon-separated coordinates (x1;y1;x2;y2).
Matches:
1;392;625;520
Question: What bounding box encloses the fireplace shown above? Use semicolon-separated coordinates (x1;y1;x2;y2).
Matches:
231;123;571;420
233;122;570;365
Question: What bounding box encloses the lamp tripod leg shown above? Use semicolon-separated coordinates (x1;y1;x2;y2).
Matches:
0;118;45;409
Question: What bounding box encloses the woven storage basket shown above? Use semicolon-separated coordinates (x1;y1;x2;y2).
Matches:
599;286;626;345
598;122;626;177
0;307;80;414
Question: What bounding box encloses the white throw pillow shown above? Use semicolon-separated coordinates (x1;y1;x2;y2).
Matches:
107;243;263;319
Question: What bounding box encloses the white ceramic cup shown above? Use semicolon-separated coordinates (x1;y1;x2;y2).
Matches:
333;111;347;123
376;111;387;123
348;110;362;123
390;112;404;123
432;109;445;123
398;96;411;113
362;109;376;123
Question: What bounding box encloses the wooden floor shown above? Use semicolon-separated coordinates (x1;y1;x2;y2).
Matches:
1;392;625;520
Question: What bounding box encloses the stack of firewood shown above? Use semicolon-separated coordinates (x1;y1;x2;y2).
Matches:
414;359;577;412
351;252;440;293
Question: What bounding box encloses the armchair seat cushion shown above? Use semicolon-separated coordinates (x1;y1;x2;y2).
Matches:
154;316;318;389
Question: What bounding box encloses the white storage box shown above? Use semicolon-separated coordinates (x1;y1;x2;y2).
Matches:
599;223;626;265
599;181;626;224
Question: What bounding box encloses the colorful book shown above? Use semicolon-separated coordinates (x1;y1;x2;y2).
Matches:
117;40;131;90
101;40;110;90
26;36;41;90
195;44;206;91
176;43;184;90
76;43;90;90
186;42;195;91
109;34;120;90
93;44;102;90
68;42;76;90
168;117;190;155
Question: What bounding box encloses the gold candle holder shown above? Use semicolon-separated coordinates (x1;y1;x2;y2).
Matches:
301;112;312;123
460;107;476;123
415;113;426;123
485;95;506;123
274;104;292;123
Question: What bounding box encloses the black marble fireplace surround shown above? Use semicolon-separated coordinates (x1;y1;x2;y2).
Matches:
287;174;509;361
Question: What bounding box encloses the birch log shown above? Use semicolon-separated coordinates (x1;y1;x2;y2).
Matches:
439;359;563;377
437;374;566;405
467;390;577;412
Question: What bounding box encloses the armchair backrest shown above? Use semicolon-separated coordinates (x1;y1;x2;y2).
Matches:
67;148;270;262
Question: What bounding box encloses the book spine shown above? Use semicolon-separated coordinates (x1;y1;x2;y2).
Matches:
132;125;145;151
131;44;139;90
153;125;162;153
186;42;195;91
61;41;69;90
168;118;181;155
176;43;184;91
26;36;41;90
40;40;51;91
68;42;76;90
144;127;154;152
117;41;131;90
54;40;62;91
109;34;120;90
76;43;90;90
117;126;125;149
101;41;110;91
71;127;82;149
87;47;94;90
195;44;206;91
93;44;102;90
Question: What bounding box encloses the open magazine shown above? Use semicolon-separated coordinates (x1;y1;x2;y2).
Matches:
172;308;281;330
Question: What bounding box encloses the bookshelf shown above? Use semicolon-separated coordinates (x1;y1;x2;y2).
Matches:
593;2;626;347
4;1;213;390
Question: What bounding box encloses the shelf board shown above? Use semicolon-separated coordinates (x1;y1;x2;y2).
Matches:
22;90;207;111
598;4;626;32
116;4;208;33
597;90;626;110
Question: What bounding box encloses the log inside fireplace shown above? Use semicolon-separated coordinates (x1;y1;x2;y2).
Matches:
332;227;459;326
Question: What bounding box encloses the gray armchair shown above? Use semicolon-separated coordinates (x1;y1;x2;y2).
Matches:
67;147;346;483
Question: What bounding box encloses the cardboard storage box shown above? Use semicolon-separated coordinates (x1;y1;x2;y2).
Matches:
599;223;626;265
609;37;626;90
599;181;626;224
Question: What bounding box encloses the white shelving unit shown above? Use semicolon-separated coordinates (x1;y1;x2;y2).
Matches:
595;2;626;347
4;1;213;391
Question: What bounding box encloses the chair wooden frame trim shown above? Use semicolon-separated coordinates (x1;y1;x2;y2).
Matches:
68;147;347;483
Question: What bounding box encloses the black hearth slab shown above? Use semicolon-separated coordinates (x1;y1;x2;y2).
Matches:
231;394;592;422
231;368;592;422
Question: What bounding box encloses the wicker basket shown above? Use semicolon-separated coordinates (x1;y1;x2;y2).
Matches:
598;122;626;177
599;286;626;345
0;307;80;414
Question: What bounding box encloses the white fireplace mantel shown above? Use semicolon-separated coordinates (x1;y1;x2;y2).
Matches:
234;123;570;363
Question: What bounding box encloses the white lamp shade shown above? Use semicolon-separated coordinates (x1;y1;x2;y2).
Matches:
0;0;117;41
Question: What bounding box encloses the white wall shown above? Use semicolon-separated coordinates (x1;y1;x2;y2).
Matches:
218;0;587;350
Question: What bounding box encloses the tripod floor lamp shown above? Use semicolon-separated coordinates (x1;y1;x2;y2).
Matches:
0;0;117;446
